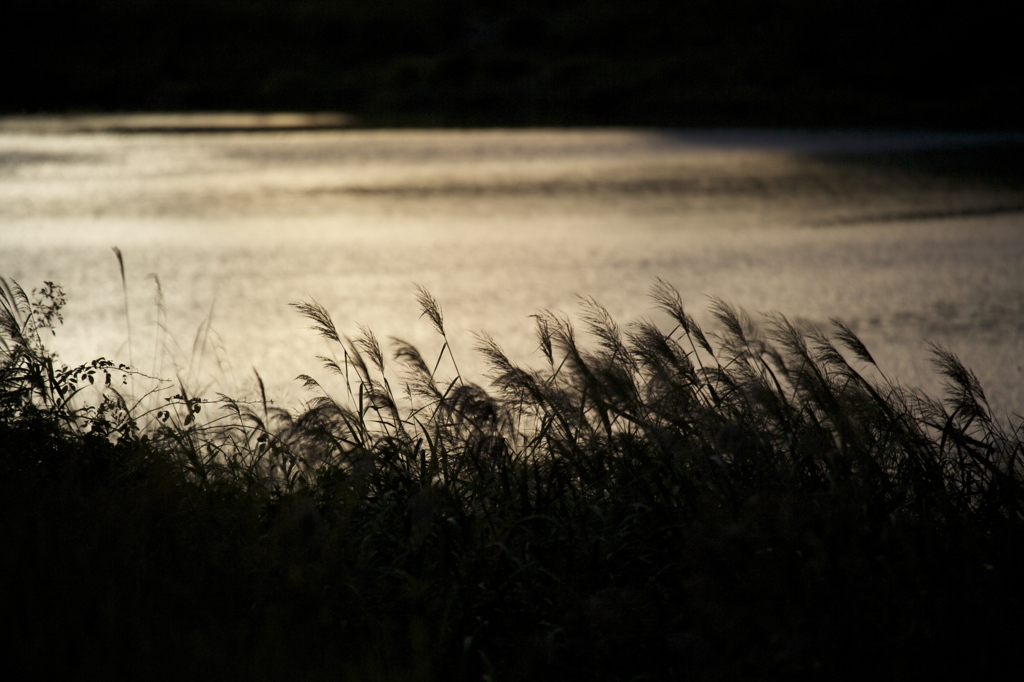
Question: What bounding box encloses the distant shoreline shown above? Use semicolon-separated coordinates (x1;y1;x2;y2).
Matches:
2;117;1021;157
0;112;357;134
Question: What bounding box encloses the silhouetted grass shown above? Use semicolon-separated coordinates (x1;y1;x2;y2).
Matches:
2;275;1023;681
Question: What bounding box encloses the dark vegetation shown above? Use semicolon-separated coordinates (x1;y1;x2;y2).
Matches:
3;273;1023;680
4;0;1020;127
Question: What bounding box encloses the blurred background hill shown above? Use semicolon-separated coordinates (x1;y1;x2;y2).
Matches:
3;0;1019;127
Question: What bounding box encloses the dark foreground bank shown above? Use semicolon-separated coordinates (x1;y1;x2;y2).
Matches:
2;277;1023;681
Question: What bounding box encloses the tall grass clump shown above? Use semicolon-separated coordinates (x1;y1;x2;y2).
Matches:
2;274;1023;682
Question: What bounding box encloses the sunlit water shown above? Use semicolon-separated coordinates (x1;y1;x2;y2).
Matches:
2;127;1023;415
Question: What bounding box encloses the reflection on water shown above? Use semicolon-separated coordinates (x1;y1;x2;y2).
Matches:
1;128;1022;413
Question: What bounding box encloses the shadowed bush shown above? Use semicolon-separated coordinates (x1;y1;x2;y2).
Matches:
2;275;1023;681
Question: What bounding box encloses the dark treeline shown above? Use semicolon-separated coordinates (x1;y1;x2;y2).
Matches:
4;0;1019;126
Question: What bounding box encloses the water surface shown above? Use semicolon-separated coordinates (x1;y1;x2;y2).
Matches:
2;128;1022;414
